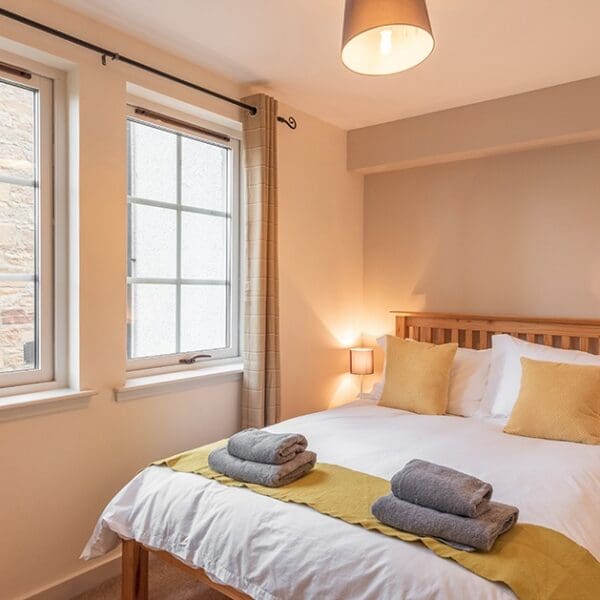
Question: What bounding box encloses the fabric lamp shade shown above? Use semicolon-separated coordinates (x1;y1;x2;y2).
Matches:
350;347;374;375
341;0;434;75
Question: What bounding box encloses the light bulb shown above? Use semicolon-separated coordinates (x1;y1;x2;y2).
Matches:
379;29;393;56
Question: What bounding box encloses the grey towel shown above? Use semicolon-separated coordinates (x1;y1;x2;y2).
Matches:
227;428;308;465
372;494;518;552
208;447;316;487
392;459;493;517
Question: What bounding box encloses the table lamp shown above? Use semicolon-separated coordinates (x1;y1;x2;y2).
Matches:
349;347;374;396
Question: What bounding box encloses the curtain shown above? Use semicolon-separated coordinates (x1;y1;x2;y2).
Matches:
241;94;281;428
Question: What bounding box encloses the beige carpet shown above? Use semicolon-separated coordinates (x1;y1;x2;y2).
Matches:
74;555;229;600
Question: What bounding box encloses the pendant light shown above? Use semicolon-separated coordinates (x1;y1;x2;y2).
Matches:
341;0;434;75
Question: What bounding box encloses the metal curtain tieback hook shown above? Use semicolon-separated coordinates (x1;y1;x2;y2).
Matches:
277;115;297;129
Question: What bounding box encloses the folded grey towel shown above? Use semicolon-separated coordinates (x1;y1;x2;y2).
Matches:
391;459;493;518
208;447;316;487
227;428;308;465
372;494;518;552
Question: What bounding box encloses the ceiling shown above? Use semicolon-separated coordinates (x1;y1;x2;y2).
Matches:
54;0;600;130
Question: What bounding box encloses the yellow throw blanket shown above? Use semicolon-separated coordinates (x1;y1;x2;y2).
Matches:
155;441;600;600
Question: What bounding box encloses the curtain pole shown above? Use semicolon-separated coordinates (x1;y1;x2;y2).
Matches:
0;7;258;115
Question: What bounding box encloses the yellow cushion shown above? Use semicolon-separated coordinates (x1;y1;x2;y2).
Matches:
378;336;457;415
504;358;600;445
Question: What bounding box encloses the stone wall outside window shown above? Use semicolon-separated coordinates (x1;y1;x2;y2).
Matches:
0;81;36;373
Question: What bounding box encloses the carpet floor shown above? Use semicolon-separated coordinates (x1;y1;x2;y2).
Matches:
74;555;228;600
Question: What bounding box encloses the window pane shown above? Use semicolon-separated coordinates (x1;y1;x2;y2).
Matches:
181;137;228;212
181;212;227;280
129;121;177;203
0;280;36;373
0;78;38;376
0;80;35;180
0;182;35;273
180;284;227;352
129;283;176;358
129;203;176;278
126;115;237;364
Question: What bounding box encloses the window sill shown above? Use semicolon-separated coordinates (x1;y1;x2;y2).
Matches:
114;362;244;402
0;388;98;422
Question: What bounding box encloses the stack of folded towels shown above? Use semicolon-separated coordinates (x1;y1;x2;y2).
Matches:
208;428;317;488
372;459;519;552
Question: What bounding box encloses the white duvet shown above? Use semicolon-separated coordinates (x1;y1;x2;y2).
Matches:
83;400;600;600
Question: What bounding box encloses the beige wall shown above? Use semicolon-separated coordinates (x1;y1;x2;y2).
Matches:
363;141;600;367
278;104;364;419
0;2;364;598
348;75;600;174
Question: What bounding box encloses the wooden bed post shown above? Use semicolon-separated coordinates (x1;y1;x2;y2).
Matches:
395;315;407;338
122;539;148;600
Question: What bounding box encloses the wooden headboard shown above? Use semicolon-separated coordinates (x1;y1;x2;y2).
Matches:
394;312;600;355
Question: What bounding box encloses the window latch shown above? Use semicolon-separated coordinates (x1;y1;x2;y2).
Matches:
179;353;212;364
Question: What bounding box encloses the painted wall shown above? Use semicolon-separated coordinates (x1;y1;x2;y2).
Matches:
0;1;364;598
278;104;364;419
363;141;600;375
348;75;600;173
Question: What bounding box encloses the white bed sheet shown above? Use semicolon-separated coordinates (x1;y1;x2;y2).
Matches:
83;400;600;600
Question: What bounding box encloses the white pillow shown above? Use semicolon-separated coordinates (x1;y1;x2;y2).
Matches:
448;347;492;417
482;334;600;417
368;337;491;417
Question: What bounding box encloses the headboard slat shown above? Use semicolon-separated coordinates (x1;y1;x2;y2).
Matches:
393;312;600;355
464;330;473;347
479;331;488;349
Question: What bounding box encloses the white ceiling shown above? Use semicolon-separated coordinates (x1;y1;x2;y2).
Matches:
54;0;600;130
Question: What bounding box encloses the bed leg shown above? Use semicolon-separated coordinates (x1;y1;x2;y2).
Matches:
122;539;148;600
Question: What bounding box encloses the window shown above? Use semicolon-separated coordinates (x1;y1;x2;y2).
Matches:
126;112;240;370
0;69;55;389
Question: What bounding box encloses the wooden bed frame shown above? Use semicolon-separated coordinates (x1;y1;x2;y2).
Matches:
121;311;600;599
394;311;600;353
121;539;250;599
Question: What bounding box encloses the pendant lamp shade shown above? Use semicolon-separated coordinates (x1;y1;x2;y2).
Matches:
341;0;434;75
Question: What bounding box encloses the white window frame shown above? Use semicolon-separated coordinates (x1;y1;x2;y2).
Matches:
0;67;57;393
125;105;241;374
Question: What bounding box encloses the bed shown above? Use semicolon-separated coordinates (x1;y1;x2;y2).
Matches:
82;312;600;599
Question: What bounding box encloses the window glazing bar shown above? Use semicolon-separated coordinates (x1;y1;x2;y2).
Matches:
127;196;230;219
0;174;37;187
175;134;182;354
0;273;36;281
128;277;229;286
